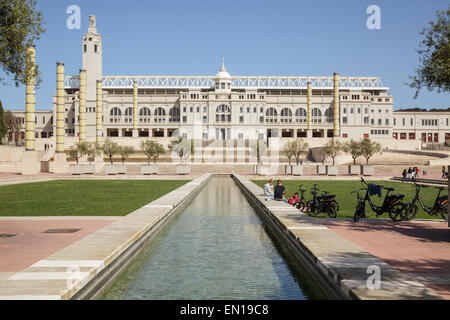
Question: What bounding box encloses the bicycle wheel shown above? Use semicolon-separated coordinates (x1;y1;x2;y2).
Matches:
327;203;338;218
404;204;418;221
440;204;448;222
296;201;306;212
354;202;365;222
389;202;407;222
306;200;319;217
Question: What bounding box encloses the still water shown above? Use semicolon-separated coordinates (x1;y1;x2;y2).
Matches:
101;177;325;300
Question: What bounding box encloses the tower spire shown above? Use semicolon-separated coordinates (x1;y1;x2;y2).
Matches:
220;58;226;72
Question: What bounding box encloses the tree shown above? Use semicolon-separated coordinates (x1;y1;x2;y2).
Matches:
140;140;165;165
0;101;6;144
407;6;450;98
294;139;309;165
282;141;297;166
101;138;119;165
324;139;343;166
68;142;88;165
118;146;135;164
3;110;20;145
86;143;101;165
360;138;382;165
168;136;190;164
318;148;329;165
343;139;362;165
253;139;267;165
0;0;46;87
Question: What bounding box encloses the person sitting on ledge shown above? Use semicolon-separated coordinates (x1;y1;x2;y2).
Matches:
288;193;300;206
263;178;274;196
274;180;288;203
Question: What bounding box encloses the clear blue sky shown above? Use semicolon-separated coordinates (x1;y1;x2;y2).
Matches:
1;0;449;110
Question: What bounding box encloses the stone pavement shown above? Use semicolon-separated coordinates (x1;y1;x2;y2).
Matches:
321;219;450;299
0;174;210;300
233;173;447;300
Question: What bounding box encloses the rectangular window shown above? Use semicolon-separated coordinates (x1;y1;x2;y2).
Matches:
183;116;187;123
94;45;97;53
84;45;87;53
371;119;374;125
409;133;416;140
364;117;369;124
410;118;413;126
259;116;264;123
385;119;389;125
342;117;348;124
239;116;244;123
203;116;207;123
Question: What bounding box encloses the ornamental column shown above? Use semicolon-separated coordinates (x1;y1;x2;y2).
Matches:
51;62;67;173
25;46;36;152
21;45;39;175
306;82;312;138
79;69;87;142
55;63;65;153
132;81;138;137
333;72;340;137
96;80;103;145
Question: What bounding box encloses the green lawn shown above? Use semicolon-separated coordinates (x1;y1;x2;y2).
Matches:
253;180;446;220
0;180;190;217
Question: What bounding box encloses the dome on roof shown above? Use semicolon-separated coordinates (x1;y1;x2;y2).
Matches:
215;58;231;79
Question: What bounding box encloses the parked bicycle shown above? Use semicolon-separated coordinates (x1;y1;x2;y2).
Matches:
351;188;368;222
305;184;339;218
354;178;407;222
294;184;307;211
403;182;448;222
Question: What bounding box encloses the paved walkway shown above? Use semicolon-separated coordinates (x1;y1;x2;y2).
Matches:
0;218;117;273
321;219;450;299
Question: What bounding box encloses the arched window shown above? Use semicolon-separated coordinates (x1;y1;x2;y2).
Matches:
265;108;277;123
169;107;180;122
125;108;133;116
325;108;334;123
295;108;307;123
110;107;122;123
280;108;292;123
139;107;151;123
124;107;133;123
110;107;121;116
312;108;322;123
216;105;231;123
154;107;166;123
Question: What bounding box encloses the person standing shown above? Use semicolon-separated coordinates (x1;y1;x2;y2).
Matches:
415;167;420;179
408;167;412;180
402;169;407;182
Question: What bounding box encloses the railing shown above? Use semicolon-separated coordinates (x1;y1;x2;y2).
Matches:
65;75;387;90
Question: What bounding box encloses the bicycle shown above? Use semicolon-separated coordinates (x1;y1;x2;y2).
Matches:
356;178;407;222
403;182;448;222
351;188;368;222
294;184;307;211
305;184;339;218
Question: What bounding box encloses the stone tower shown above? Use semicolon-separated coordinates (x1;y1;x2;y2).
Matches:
82;15;102;101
